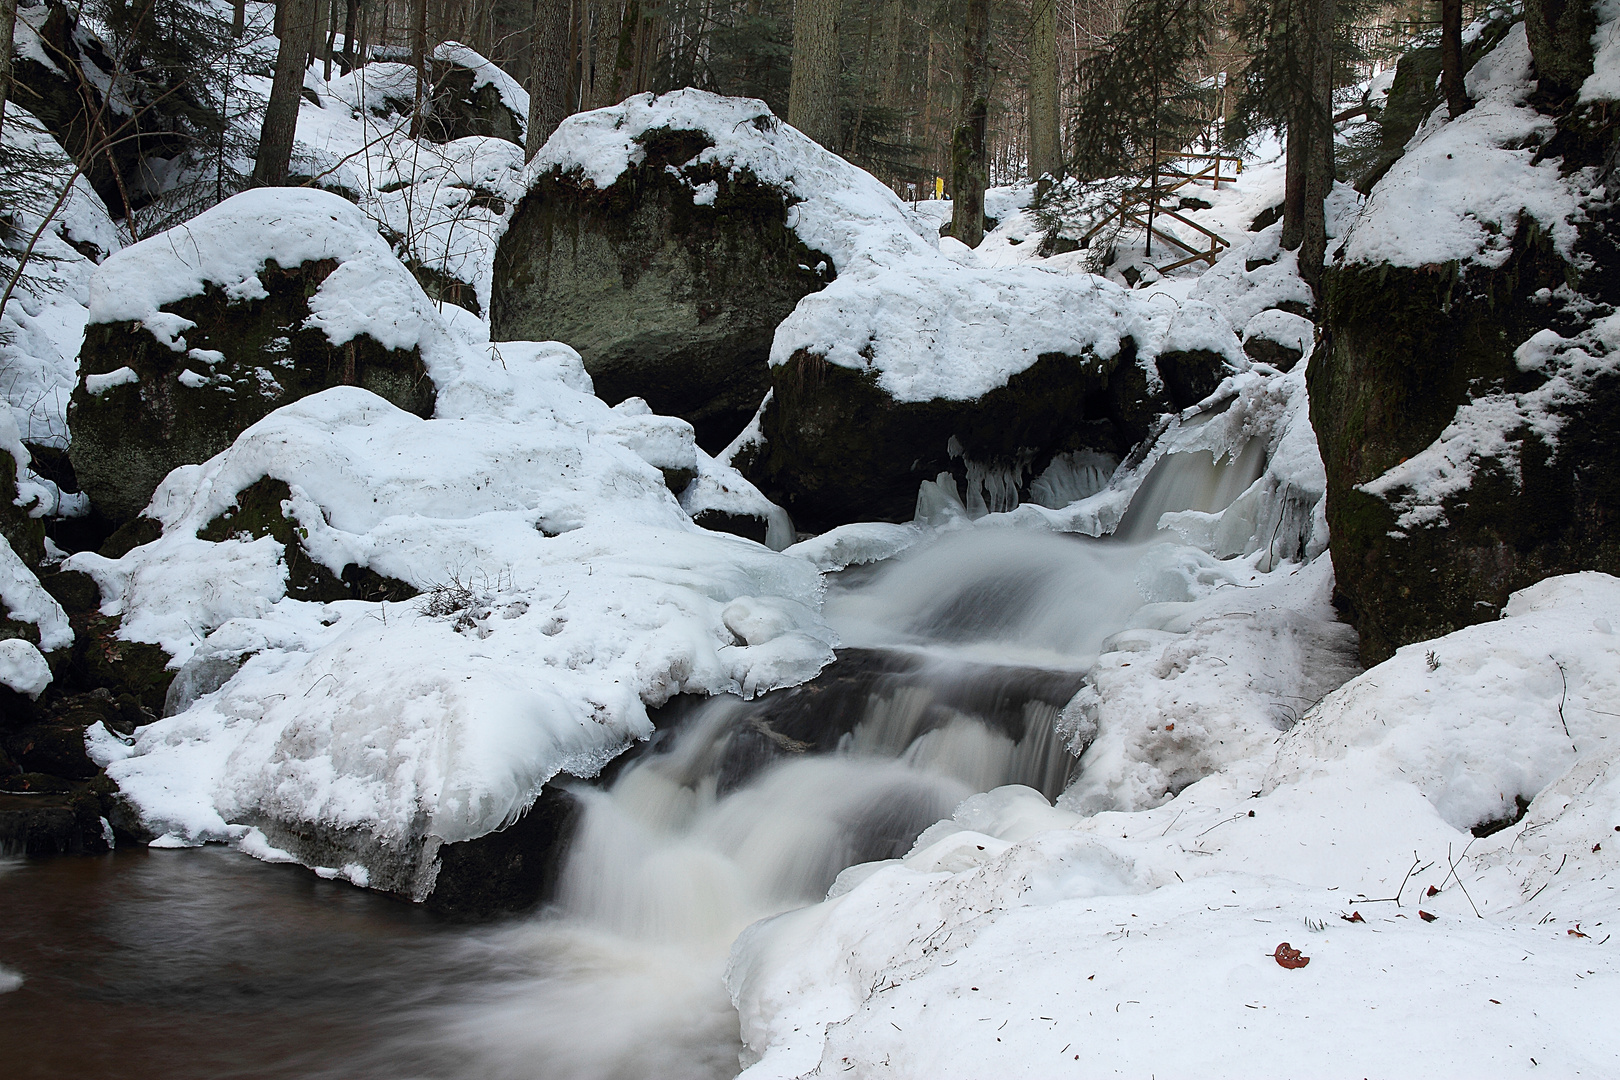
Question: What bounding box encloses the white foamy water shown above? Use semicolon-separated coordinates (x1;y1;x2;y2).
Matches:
429;451;1266;1078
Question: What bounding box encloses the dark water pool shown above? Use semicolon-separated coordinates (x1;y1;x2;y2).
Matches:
0;847;494;1080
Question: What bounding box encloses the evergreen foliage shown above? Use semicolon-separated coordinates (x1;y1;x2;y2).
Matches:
1067;0;1215;184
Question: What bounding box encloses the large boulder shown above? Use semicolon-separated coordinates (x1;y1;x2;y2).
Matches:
69;188;447;523
490;90;934;450
1313;21;1620;665
750;263;1240;531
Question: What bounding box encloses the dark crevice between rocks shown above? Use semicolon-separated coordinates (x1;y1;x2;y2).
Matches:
1471;793;1533;838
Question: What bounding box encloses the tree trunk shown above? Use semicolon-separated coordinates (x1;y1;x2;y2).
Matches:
342;0;358;67
787;0;841;148
313;0;332;82
1441;0;1466;118
1028;0;1062;181
1298;0;1334;294
950;0;991;248
233;0;246;37
585;0;623;108
0;0;17;147
526;0;574;159
409;0;429;138
254;0;318;186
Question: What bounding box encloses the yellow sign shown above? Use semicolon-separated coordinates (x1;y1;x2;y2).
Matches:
934;176;945;199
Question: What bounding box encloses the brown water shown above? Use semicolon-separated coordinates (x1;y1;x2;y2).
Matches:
0;847;501;1080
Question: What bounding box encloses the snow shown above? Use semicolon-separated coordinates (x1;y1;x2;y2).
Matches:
68;295;838;874
0;106;123;450
1242;307;1313;359
1579;1;1620;102
0;638;52;699
0;535;72;653
432;41;531;129
728;572;1620;1078
529;89;937;274
1340;24;1583;270
88;187;453;361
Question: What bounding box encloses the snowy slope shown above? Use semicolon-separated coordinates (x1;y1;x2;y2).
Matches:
728;572;1620;1078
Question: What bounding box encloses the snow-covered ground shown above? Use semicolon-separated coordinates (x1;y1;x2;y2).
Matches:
0;7;1614;1075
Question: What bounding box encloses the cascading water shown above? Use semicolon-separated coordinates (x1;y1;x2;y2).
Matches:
422;437;1267;1078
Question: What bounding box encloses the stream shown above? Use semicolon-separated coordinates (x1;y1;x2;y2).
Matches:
1;448;1262;1078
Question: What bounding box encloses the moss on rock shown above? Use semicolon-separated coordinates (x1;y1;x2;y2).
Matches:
1315;208;1620;664
69;258;434;524
490;127;833;450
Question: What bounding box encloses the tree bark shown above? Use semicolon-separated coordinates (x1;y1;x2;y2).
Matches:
1298;0;1334;294
342;0;358;67
312;0;333;82
950;0;991;248
787;0;841;148
233;0;246;37
1441;0;1466;118
254;0;318;186
526;0;574;159
1028;0;1062;181
0;0;18;147
409;0;429;137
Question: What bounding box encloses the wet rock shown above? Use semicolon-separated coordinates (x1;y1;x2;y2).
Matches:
490;126;833;450
70;257;435;524
0;786;110;856
749;344;1223;532
424;786;581;921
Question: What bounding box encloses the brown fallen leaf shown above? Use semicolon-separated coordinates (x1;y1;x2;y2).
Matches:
1273;942;1310;969
1419;910;1438;922
1426;885;1440;897
1568;926;1589;938
1340;911;1365;924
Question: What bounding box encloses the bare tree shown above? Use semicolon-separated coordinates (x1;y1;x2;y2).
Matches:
1440;0;1465;118
0;0;17;146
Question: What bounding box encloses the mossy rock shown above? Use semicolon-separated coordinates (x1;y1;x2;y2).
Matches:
750;342;1221;531
1314;211;1620;665
69;258;434;525
0;448;46;571
490;125;834;451
199;476;419;604
421;62;525;144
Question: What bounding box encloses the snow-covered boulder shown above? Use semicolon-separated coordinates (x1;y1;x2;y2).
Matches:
69;188;447;523
72;331;838;906
1316;19;1620;663
1241;308;1313;371
331;45;529;146
490;90;931;448
753;268;1242;529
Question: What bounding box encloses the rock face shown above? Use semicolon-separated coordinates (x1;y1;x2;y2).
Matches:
70;258;434;523
422;59;525;144
490;126;832;450
752;343;1224;531
1313;26;1620;665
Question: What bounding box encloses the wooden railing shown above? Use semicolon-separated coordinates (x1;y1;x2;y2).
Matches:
1078;150;1238;273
